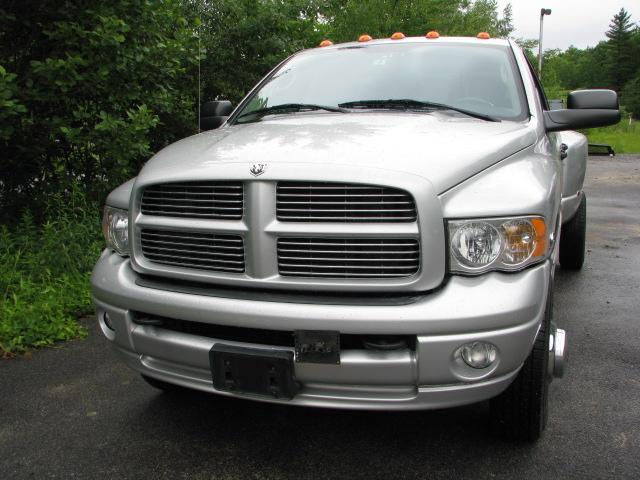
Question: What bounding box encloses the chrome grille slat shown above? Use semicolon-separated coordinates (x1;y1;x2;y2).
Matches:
277;237;419;279
142;203;242;210
278;241;417;248
144;252;244;265
140;258;245;273
278;186;398;190
278;194;408;198
141;231;242;243
277;182;417;223
139;211;242;218
278;201;413;205
278;262;418;269
141;239;243;250
278;270;412;278
141;228;245;273
144;192;241;197
142;197;242;203
279;249;418;255
278;208;415;213
279;257;418;263
141;182;243;219
279;216;417;221
149;184;243;189
142;246;244;257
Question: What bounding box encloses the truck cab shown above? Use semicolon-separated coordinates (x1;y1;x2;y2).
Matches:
92;34;619;441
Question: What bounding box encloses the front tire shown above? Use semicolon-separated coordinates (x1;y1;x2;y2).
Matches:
560;194;587;270
489;287;552;441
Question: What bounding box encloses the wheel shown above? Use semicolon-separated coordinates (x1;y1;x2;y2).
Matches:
141;374;185;392
559;194;587;270
489;285;552;441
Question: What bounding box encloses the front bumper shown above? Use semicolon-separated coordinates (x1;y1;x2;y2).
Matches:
91;251;551;410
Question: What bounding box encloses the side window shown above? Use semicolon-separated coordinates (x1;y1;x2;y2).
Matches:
525;57;549;110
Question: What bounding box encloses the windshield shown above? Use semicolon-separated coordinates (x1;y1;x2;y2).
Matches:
234;43;528;123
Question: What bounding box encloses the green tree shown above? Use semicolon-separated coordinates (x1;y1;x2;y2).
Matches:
198;0;324;104
622;75;640;117
605;8;635;92
0;0;200;217
322;0;512;42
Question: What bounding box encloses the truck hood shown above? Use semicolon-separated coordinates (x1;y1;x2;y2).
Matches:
140;112;537;193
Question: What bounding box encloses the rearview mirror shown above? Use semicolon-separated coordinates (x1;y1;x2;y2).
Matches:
200;100;234;131
544;89;620;132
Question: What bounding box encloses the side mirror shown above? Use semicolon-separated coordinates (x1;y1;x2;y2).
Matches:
544;89;620;132
200;100;234;131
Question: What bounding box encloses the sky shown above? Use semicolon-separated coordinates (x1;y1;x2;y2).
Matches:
496;0;640;51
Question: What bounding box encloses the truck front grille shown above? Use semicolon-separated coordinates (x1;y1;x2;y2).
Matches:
277;238;420;278
276;182;416;222
133;178;430;290
140;229;245;273
141;182;243;219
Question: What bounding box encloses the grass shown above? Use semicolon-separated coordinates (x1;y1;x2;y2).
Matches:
0;188;103;355
584;118;640;154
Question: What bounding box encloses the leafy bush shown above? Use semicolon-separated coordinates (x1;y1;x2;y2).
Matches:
0;0;200;216
622;75;640;117
586;118;640;154
0;187;102;355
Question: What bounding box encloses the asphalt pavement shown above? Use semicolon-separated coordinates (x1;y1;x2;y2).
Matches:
1;156;639;479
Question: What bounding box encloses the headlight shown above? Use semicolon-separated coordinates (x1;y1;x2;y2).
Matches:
102;206;129;256
448;216;548;274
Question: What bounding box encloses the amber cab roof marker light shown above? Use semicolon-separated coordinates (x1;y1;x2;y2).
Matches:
358;34;373;42
318;40;333;47
425;31;440;39
477;32;491;39
390;32;405;40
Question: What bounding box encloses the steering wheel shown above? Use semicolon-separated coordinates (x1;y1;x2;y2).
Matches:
454;97;495;110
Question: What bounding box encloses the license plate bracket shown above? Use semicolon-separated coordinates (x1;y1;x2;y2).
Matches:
294;330;340;364
210;344;298;400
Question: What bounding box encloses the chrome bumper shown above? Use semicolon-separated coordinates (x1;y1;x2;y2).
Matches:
91;250;552;410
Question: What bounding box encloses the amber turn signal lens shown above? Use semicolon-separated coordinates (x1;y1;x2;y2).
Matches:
318;39;333;47
390;32;405;40
502;218;547;265
358;34;372;42
531;217;547;257
477;31;491;39
425;31;440;39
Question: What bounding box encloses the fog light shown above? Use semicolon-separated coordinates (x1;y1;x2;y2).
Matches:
460;342;497;369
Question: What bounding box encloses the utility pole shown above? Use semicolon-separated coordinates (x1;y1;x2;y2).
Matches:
538;8;552;78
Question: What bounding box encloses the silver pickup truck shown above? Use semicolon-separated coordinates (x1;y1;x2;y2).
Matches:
92;34;620;441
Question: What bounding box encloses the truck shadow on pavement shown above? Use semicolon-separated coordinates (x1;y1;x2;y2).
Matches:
129;379;535;476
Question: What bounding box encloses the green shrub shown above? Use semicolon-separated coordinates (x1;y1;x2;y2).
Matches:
0;187;102;354
622;75;640;118
586;118;640;154
0;0;200;216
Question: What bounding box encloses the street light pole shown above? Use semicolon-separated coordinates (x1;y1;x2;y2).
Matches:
538;8;552;78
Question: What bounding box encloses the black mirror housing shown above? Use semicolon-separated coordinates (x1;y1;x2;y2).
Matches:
544;109;620;132
544;89;620;132
200;100;234;131
567;89;618;110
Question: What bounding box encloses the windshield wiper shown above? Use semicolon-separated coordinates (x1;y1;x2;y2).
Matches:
338;99;500;122
236;103;349;121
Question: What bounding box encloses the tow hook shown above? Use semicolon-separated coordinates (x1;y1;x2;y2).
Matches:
548;322;566;380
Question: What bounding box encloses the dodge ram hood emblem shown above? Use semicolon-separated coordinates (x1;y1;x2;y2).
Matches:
250;163;266;177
